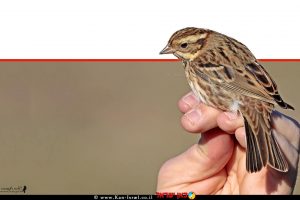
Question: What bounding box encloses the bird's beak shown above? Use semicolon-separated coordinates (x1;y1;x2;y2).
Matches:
160;45;175;54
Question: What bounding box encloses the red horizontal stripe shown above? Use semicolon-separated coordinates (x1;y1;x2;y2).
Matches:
0;59;300;62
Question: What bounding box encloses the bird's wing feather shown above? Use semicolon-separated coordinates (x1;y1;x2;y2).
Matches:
245;62;294;109
191;61;276;104
244;62;278;95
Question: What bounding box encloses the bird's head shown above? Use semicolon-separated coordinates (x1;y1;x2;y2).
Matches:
160;27;210;61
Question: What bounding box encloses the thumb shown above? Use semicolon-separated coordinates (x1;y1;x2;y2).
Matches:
157;128;234;194
196;128;234;178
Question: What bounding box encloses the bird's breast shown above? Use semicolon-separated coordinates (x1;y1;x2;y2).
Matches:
184;63;239;111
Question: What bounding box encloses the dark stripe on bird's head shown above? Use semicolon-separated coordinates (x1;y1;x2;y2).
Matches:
168;27;210;43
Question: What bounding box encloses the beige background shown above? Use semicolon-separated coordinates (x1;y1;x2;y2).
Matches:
0;61;299;194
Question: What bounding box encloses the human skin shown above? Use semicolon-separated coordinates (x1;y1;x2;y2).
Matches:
157;92;300;194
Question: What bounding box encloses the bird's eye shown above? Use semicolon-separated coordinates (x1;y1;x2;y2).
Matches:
180;43;188;48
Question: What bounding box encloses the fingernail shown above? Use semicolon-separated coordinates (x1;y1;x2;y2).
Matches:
185;109;202;125
224;112;238;120
182;93;197;108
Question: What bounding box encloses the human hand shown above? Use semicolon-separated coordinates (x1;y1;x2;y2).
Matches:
157;92;300;194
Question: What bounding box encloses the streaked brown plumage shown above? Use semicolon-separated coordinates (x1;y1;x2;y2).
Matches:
160;27;294;173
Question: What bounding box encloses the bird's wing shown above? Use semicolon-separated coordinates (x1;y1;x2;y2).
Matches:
191;61;277;104
244;62;293;109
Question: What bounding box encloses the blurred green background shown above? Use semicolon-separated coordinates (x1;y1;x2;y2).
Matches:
0;61;299;194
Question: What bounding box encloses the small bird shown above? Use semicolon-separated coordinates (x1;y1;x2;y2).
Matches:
160;27;294;173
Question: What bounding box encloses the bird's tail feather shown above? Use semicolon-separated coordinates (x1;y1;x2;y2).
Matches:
266;130;288;172
242;109;288;173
